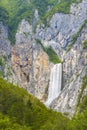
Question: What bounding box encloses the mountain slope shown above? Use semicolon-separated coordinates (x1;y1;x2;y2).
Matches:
0;78;72;130
0;78;87;130
0;0;82;43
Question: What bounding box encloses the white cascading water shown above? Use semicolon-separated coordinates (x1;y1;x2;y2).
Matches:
45;63;62;106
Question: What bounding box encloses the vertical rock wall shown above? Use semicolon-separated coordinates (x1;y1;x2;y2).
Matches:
50;25;87;117
11;19;53;101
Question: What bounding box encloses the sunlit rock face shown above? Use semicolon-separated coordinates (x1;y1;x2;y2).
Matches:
12;19;53;101
33;50;53;101
45;63;62;106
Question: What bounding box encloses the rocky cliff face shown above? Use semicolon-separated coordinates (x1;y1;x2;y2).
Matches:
0;22;11;57
12;19;53;101
0;22;22;84
34;0;87;117
50;25;87;117
0;22;13;79
0;0;87;118
36;0;87;58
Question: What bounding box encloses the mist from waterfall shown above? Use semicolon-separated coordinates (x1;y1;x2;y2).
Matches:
45;63;62;106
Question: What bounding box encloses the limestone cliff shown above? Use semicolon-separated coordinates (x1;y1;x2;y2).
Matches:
35;0;87;117
50;25;87;117
12;19;53;101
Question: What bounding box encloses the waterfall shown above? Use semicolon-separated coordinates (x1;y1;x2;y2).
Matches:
45;63;62;106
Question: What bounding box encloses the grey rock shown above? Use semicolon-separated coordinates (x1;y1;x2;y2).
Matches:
0;22;12;56
12;19;53;101
36;0;87;57
50;24;87;117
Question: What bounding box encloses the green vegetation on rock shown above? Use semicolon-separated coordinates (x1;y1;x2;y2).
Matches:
36;39;61;64
83;40;87;49
0;58;3;66
45;46;61;64
0;57;5;77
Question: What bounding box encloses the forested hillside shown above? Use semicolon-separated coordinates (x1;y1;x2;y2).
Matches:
0;78;87;130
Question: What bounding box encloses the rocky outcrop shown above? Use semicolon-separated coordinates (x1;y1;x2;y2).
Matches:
0;22;13;79
0;22;21;84
0;22;11;56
